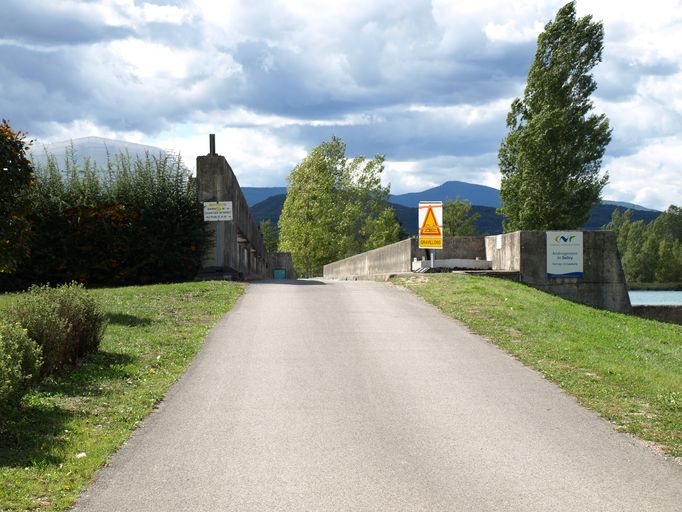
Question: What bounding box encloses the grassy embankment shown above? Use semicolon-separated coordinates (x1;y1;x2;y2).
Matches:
0;281;244;512
394;273;682;458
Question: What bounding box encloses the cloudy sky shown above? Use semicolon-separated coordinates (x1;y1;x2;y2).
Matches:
2;0;681;210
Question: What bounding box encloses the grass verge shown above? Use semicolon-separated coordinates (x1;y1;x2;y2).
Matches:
394;273;682;459
0;281;244;511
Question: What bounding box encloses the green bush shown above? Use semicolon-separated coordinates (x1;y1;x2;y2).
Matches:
0;321;42;412
3;283;107;374
4;151;210;289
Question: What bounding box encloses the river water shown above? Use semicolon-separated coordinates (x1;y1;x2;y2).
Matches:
628;291;682;306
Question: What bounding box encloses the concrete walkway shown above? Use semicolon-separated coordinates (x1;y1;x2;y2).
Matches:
72;280;681;511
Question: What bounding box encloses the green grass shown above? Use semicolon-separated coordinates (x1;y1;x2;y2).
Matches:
0;281;244;511
394;273;682;458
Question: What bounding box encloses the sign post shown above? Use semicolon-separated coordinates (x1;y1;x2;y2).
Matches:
419;201;443;268
546;231;583;277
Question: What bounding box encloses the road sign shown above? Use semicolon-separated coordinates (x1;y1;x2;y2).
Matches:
203;201;233;221
419;201;443;249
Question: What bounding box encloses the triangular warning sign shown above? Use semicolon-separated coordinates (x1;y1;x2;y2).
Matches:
420;207;442;236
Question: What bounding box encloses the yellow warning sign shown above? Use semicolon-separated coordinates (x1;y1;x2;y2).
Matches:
420;207;442;236
418;201;443;249
419;237;443;248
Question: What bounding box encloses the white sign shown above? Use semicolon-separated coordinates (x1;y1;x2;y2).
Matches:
547;231;583;277
203;201;233;221
418;201;443;249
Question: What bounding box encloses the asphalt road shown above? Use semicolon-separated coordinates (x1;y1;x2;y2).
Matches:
72;279;682;511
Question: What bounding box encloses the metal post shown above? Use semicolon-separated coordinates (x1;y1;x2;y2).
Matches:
430;249;434;269
216;222;224;267
209;134;216;156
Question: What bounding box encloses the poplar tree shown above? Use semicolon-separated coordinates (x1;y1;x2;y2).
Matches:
498;1;611;231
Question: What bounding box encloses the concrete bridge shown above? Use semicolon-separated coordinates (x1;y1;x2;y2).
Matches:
196;136;295;281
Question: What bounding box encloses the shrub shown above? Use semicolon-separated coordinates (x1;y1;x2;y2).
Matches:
0;321;42;412
3;283;107;374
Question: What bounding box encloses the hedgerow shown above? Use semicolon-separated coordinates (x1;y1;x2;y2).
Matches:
3;149;210;289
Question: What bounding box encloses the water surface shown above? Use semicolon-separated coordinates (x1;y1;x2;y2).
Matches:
629;291;682;306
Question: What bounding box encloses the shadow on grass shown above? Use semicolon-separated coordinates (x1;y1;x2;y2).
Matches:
40;351;139;398
0;351;138;468
107;312;153;327
0;402;73;468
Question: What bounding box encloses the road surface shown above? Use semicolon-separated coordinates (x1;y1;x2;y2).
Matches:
72;280;682;511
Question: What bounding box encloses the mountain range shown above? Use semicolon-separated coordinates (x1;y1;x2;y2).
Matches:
244;181;660;236
244;181;655;211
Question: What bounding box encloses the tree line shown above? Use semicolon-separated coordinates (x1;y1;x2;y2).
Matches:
607;206;682;285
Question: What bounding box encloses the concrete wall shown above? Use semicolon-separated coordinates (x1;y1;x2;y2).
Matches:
196;152;294;280
323;239;414;279
632;305;682;325
485;231;631;313
323;236;486;279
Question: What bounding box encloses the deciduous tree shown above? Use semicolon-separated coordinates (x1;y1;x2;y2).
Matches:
443;198;479;236
278;137;400;277
0;120;33;273
259;219;279;253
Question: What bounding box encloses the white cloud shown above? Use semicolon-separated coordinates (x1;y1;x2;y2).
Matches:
2;0;682;211
385;154;500;195
604;135;682;210
150;124;308;186
484;20;545;43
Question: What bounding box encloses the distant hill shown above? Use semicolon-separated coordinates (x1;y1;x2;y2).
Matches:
251;194;662;237
242;187;287;207
251;193;287;225
583;204;660;229
601;200;658;212
245;180;657;213
389;181;501;208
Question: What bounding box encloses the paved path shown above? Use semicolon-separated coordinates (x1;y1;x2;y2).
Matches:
72;280;681;511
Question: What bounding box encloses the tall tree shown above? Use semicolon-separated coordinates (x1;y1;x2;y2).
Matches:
498;1;611;231
259;219;279;253
278;136;400;277
443;198;479;236
0;120;33;273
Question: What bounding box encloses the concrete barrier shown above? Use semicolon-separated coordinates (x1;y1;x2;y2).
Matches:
323;237;487;280
632;305;682;325
323;239;414;280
